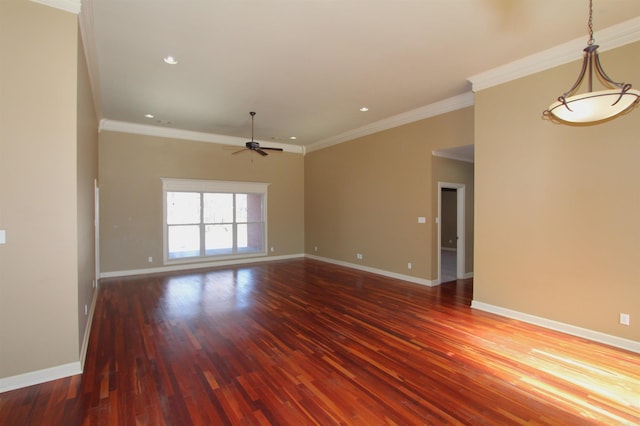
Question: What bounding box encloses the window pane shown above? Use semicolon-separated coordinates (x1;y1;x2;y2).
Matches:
167;192;200;224
205;224;233;255
237;223;247;248
204;193;233;223
246;193;263;222
168;225;200;258
238;222;263;252
236;194;247;222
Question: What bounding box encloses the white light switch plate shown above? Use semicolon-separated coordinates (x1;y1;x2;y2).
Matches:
620;313;630;326
0;230;5;244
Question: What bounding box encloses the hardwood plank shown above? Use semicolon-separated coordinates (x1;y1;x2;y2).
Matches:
1;258;639;425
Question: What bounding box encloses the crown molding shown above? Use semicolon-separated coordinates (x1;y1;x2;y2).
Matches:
468;16;640;92
307;91;474;153
99;119;305;154
432;150;474;164
30;0;81;14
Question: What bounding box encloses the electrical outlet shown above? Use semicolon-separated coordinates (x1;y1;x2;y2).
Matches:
270;247;274;252
407;262;412;270
148;256;153;263
356;253;363;260
84;304;88;315
620;313;630;326
314;246;318;252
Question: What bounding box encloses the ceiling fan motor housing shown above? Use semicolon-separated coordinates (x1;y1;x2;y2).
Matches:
246;141;260;149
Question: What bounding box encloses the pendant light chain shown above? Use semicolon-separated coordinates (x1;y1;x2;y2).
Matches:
587;0;594;45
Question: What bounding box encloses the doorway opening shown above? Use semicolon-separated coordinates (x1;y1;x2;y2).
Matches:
437;182;465;284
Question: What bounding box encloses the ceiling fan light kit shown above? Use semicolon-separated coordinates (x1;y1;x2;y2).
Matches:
233;112;284;157
543;0;640;125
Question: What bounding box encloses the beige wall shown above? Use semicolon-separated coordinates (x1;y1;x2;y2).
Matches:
474;41;640;341
305;107;474;281
0;0;80;378
76;29;99;353
98;131;305;273
441;189;457;249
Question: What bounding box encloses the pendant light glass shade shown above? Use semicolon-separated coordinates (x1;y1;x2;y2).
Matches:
546;88;640;124
543;0;639;125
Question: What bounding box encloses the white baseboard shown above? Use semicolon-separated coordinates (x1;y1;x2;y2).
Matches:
306;254;437;287
1;289;98;394
0;362;82;394
0;292;96;394
79;287;98;371
432;273;474;286
100;253;305;279
102;254;443;288
471;301;640;354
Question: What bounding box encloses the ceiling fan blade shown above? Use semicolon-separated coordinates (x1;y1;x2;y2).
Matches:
232;148;248;155
231;112;275;158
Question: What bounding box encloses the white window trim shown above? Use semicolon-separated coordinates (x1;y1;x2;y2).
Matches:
161;178;270;265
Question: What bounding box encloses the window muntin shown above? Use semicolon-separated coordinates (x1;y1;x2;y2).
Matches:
162;179;269;263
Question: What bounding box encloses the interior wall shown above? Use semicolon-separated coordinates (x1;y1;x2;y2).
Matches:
98;131;305;274
0;0;80;378
76;29;99;354
440;189;457;249
474;41;640;342
305;107;473;281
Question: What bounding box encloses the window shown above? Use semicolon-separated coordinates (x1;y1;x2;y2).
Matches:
162;179;269;263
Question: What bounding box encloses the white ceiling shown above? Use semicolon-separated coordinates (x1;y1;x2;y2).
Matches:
76;0;640;151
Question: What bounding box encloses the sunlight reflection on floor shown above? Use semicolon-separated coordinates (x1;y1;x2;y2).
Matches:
164;269;256;317
453;314;640;424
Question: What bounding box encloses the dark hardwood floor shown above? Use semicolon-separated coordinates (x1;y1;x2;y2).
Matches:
1;258;639;425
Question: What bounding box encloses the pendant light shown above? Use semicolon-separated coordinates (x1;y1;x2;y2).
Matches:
543;0;640;125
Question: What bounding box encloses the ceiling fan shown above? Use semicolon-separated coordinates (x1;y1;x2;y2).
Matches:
233;112;283;156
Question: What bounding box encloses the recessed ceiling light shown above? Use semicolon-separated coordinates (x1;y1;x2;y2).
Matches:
144;114;154;118
290;136;297;140
163;56;178;65
360;107;369;112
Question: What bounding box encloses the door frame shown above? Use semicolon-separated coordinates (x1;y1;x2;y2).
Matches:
94;179;100;282
437;182;465;283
